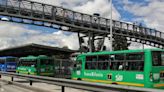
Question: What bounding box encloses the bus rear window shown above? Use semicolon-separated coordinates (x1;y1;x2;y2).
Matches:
152;51;164;66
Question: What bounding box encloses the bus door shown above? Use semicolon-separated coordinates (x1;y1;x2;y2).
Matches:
151;51;164;83
73;57;83;80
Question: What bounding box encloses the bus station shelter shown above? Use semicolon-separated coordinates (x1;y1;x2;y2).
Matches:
0;43;76;58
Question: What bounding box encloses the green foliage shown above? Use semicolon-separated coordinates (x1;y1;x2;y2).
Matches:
112;35;131;51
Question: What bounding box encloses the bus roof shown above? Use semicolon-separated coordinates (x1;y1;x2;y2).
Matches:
0;56;16;59
78;49;164;56
19;55;50;60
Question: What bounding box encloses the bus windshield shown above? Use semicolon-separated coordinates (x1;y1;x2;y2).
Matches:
40;59;53;65
152;51;164;66
19;59;37;67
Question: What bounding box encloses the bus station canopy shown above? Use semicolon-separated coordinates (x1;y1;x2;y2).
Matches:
0;43;76;57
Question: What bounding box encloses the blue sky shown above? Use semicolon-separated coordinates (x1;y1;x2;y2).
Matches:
113;0;149;25
113;0;134;21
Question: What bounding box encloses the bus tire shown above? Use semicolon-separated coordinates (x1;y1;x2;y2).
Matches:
111;82;118;85
77;78;81;80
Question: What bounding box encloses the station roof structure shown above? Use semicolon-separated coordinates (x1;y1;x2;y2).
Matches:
0;43;76;57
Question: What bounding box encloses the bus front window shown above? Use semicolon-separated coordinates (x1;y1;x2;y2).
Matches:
152;51;164;66
20;60;37;67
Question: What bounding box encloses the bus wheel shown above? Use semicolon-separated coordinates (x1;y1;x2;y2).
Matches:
77;78;81;80
111;82;118;85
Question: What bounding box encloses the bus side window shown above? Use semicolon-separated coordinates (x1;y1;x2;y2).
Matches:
152;51;161;66
110;55;115;61
98;62;109;70
85;62;91;69
86;55;97;70
110;62;118;70
98;62;103;69
118;62;123;70
97;55;109;70
74;64;77;68
91;62;97;69
125;53;144;71
110;54;125;70
103;62;109;70
85;62;97;70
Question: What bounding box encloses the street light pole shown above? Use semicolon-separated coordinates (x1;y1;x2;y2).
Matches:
109;0;113;51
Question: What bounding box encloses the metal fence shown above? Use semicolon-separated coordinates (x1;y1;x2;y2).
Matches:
0;72;164;92
54;59;74;78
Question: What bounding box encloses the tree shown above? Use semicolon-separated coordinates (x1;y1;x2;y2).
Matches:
112;35;131;51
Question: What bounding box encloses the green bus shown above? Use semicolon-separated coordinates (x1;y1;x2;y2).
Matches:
16;55;54;76
72;49;164;89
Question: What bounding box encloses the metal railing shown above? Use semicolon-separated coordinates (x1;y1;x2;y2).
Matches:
0;72;163;92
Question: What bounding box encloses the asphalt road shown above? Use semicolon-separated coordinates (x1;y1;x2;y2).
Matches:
0;81;35;92
1;76;120;92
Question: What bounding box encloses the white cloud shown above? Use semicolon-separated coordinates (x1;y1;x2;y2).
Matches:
0;21;79;50
0;0;122;50
0;0;160;51
128;42;156;50
123;0;164;31
122;0;164;49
